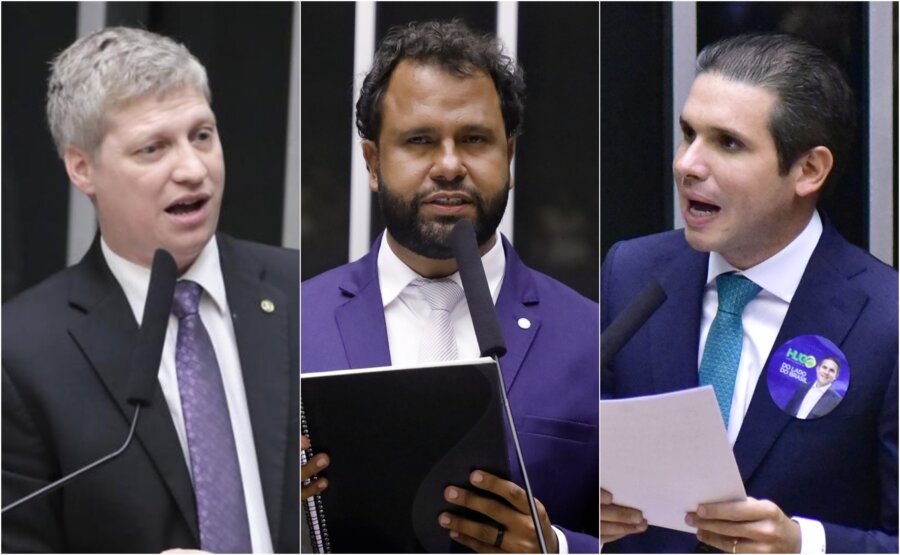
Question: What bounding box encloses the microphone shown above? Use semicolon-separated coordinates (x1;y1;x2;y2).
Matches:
600;279;666;370
448;221;506;358
128;249;178;405
2;249;177;514
448;220;548;554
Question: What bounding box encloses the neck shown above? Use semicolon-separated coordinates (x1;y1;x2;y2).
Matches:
722;206;816;270
385;231;496;278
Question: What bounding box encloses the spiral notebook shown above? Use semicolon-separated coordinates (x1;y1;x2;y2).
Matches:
300;357;511;553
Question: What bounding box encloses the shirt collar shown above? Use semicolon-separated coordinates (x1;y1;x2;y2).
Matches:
101;236;228;323
706;211;823;303
377;231;506;307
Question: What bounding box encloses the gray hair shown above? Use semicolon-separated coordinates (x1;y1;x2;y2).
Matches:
46;26;211;158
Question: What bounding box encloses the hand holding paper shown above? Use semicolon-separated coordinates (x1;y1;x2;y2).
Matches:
687;497;801;553
600;488;647;544
600;386;746;533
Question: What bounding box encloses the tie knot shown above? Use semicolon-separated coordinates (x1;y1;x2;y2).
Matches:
414;278;465;312
173;280;203;319
715;273;761;315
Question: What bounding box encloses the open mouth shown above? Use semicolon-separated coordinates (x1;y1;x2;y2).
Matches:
166;198;207;215
688;199;721;216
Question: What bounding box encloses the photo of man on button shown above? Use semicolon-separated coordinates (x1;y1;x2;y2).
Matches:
601;32;897;554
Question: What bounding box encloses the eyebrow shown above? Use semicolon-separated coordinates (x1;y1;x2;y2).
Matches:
679;116;751;144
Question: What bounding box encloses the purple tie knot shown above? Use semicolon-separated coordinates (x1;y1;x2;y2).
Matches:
173;280;203;319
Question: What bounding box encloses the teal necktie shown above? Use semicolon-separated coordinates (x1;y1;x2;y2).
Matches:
698;274;762;427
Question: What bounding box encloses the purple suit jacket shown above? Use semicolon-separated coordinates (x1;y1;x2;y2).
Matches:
302;234;599;552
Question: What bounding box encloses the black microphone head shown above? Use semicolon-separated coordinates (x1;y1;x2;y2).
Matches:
449;219;507;358
127;249;177;406
600;279;666;369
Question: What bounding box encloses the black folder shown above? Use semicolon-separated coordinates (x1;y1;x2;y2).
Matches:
301;357;511;553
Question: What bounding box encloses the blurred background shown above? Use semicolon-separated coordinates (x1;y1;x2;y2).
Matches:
301;1;599;301
2;1;299;301
601;1;898;269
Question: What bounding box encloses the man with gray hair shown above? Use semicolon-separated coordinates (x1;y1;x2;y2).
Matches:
2;27;299;553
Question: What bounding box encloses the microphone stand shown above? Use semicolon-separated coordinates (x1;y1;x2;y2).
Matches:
2;405;142;514
490;352;549;554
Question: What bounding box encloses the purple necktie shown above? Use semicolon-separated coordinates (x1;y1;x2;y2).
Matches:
172;280;252;553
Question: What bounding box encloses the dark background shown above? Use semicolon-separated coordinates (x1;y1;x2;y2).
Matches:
301;1;600;301
601;2;898;268
2;2;295;301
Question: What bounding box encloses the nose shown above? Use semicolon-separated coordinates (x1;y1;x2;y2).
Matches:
673;139;709;185
428;139;467;183
171;142;208;185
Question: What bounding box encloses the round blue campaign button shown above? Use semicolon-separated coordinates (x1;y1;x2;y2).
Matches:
767;335;849;420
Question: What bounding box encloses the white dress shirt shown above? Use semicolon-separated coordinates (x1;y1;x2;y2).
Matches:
377;232;570;553
102;237;273;553
699;211;825;554
378;234;506;365
796;382;832;420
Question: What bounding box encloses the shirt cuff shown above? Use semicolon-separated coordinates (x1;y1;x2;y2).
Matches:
552;525;569;554
792;516;826;554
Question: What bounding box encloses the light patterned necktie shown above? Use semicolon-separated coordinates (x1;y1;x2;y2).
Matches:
415;278;466;362
698;273;762;427
172;280;252;553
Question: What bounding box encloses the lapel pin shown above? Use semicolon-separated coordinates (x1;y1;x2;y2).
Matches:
517;317;531;330
260;299;275;313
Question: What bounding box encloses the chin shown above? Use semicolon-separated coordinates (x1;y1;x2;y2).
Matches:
683;228;717;254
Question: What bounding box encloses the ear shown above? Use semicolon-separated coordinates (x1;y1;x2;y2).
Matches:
63;145;96;197
793;146;833;198
506;137;517;190
362;140;380;193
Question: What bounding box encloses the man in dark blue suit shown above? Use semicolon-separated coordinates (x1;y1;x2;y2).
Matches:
783;356;843;419
601;33;897;553
301;21;598;553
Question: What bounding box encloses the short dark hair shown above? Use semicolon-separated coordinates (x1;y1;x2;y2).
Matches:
355;20;526;142
821;355;841;376
696;33;856;193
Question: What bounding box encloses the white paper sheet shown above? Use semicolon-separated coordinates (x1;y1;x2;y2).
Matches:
600;385;747;532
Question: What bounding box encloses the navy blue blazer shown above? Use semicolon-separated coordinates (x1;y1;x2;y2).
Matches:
302;234;599;552
601;217;898;553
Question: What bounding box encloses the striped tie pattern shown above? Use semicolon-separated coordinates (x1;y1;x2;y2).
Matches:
415;278;466;362
698;273;762;427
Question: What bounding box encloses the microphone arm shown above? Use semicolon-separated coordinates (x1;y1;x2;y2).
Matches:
449;220;549;554
2;406;143;514
2;249;177;515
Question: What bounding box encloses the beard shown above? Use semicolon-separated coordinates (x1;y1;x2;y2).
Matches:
376;173;509;259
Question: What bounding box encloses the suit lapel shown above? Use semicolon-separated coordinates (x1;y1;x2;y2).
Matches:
649;245;708;393
734;224;869;482
334;238;393;369
495;239;539;393
218;235;293;545
68;240;199;543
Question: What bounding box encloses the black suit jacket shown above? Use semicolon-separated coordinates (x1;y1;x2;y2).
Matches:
784;382;843;419
1;234;299;553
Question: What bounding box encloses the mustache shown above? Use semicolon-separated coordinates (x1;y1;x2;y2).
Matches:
412;182;484;204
